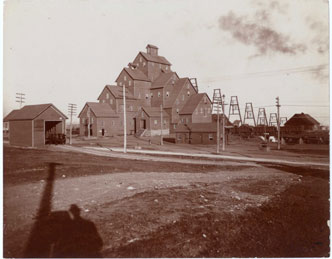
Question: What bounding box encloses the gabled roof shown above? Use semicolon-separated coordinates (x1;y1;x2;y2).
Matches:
284;113;320;127
139;52;171;65
5;104;68;121
4;109;20;122
98;85;136;100
141;107;169;118
78;102;118;118
164;78;189;108
151;72;179;89
115;68;150;82
179;93;211;115
147;44;158;49
211;114;233;126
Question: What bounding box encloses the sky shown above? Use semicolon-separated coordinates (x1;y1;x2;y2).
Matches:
3;0;330;125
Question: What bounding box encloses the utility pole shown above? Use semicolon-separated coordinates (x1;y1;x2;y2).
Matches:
16;93;25;108
222;94;226;151
160;104;163;145
213;89;222;154
68;103;77;145
123;84;127;153
276;97;281;150
87;106;91;139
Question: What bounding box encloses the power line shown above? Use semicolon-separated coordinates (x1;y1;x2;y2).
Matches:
202;64;328;83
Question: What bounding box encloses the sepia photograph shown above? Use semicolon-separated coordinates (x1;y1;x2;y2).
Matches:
3;0;330;257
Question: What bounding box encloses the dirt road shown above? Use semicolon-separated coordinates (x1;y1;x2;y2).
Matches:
3;146;330;257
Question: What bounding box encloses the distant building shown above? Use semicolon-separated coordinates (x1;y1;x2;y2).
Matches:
284;113;320;131
78;44;213;137
3;109;19;137
5;104;67;147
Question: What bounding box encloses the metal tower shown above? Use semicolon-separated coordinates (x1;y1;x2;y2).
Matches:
228;96;242;125
269;113;278;126
257;108;268;126
243;102;256;126
280;117;287;126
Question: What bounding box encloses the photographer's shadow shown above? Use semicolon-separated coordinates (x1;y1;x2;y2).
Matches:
24;163;103;258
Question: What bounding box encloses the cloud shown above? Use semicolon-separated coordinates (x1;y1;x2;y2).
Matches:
306;18;329;55
218;11;306;56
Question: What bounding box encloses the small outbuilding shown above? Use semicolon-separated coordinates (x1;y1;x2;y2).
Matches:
6;103;67;147
284;113;320;131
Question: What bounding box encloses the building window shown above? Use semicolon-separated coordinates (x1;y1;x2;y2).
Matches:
124;75;127;81
106;93;109;99
204;96;207;104
151;93;153;98
159;64;162;68
209;134;213;140
91;117;94;123
187;84;189;89
151;62;154;67
166;91;169;97
176;108;179;114
102;100;105;103
164;119;167;125
145;94;149;99
129;80;131;86
143;62;146;67
187;91;190;96
182;95;185;101
130;105;133;111
138;92;141;98
166;66;168;70
158;92;161;97
119;82;122;86
140;56;142;62
141;112;144;118
110;99;113;105
154;119;158;125
173;124;176;129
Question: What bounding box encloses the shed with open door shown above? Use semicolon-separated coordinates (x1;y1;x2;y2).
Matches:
7;103;68;147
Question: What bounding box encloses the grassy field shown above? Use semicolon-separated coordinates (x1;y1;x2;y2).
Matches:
3;145;330;257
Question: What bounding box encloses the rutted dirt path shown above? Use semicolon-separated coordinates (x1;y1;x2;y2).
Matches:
4;167;298;257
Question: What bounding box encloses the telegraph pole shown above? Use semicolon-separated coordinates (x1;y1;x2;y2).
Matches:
123;84;127;153
222;94;226;151
276;97;281;150
217;101;220;154
160;104;163;145
87;106;91;139
16;93;25;108
68;103;77;145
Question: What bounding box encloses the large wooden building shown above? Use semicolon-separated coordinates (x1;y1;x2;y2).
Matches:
78;44;213;137
5;104;67;147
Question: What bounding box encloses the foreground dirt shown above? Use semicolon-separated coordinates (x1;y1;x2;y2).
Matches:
3;146;330;257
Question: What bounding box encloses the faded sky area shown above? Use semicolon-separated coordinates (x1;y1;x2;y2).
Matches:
3;0;329;125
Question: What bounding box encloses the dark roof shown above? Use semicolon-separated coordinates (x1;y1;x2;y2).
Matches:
5;104;68;121
98;85;136;100
78;102;118;118
146;44;158;49
4;109;20;122
179;93;210;115
164;78;193;108
124;67;150;81
139;52;171;65
151;72;178;89
175;122;220;133
142;107;169;118
284;113;320;127
212;114;233;126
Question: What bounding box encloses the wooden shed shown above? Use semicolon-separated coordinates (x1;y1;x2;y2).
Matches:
6;103;68;147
